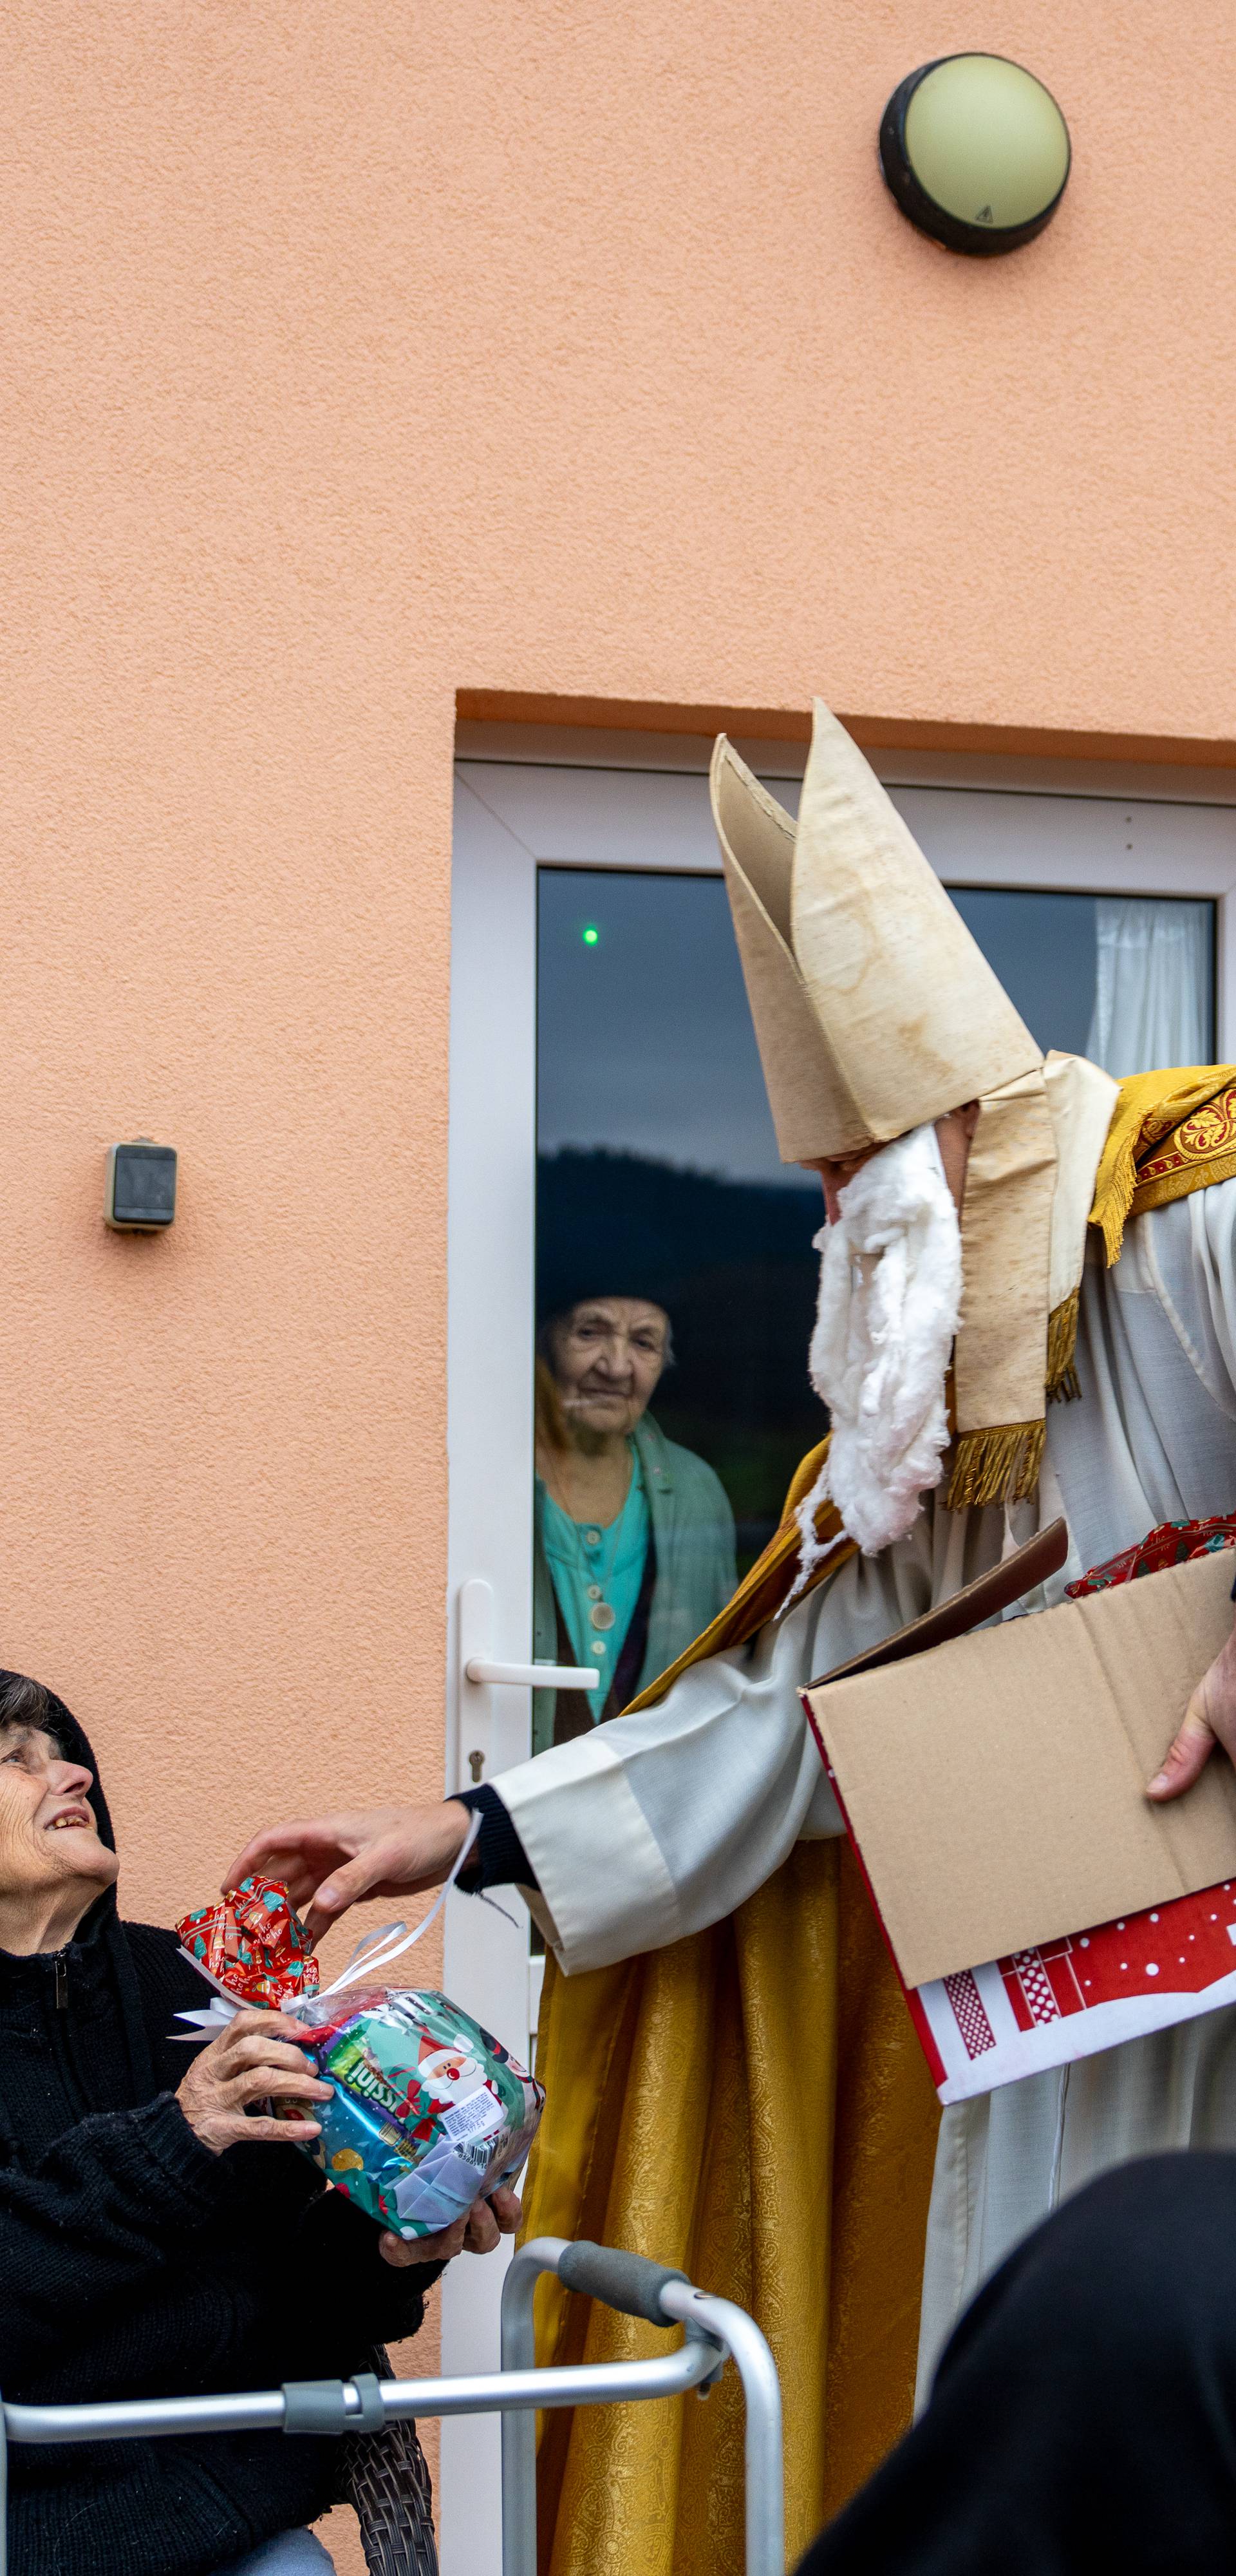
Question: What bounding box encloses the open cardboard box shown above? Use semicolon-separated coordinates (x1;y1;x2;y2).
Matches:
804;1533;1236;2103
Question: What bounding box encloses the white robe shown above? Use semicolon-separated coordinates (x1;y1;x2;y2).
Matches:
495;1179;1236;2390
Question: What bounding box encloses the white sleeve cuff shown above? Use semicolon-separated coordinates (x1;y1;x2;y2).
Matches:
494;1733;681;1976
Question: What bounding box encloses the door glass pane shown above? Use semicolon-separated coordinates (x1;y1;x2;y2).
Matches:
948;886;1214;1070
951;888;1100;1055
534;866;818;1758
534;857;1215;1752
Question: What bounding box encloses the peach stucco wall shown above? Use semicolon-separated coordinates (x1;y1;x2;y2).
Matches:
4;2;1236;2561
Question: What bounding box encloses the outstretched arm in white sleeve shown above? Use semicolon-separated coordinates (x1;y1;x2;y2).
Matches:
227;1532;942;1974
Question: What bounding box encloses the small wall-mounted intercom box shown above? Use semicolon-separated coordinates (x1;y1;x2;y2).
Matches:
104;1140;178;1233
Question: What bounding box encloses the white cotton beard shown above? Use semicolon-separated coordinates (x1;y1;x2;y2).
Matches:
794;1122;963;1570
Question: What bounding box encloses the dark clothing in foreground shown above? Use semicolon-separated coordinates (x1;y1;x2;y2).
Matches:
0;1689;441;2576
799;2152;1236;2576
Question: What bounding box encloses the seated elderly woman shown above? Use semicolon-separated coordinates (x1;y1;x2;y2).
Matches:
0;1667;516;2576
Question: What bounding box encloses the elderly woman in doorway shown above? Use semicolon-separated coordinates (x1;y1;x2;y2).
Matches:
532;1286;737;1754
0;1667;516;2576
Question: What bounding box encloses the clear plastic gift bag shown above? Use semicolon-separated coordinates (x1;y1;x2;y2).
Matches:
288;1982;542;2236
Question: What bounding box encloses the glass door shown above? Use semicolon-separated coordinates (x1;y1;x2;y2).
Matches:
440;753;1229;2573
536;866;823;1611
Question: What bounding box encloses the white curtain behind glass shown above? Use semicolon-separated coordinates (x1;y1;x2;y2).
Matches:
1084;898;1212;1075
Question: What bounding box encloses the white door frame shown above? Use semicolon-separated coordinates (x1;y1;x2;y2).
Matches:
438;753;1236;2573
438;775;541;2576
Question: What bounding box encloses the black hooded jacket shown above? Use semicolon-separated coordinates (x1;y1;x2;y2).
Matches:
0;1683;443;2576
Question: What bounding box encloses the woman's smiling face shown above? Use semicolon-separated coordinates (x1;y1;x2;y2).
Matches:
0;1724;117;1913
547;1298;670;1440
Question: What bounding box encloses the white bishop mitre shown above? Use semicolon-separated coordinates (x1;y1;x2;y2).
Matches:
710;703;1118;1512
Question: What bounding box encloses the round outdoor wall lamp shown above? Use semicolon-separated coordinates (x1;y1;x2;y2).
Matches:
879;54;1071;255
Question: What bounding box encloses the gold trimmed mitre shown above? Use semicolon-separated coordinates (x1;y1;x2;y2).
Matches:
711;701;1042;1161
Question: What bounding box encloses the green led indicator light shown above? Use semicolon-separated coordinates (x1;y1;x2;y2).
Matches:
582;924;600;946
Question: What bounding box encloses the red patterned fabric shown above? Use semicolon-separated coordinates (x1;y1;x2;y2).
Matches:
1066;1515;1236;1599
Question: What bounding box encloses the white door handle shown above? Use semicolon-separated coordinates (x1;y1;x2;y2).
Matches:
464;1655;599;1690
458;1579;599;1694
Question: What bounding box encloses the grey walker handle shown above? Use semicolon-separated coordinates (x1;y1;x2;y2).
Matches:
0;2246;781;2576
556;2239;691;2325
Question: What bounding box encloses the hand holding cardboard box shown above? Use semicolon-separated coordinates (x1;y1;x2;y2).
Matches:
805;1537;1236;2101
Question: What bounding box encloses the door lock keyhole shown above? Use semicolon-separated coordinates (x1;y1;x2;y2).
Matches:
467;1748;486;1783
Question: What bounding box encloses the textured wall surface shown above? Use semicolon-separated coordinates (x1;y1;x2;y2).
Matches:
3;3;1236;2561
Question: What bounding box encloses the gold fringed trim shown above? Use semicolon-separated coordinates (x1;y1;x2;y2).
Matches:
944;1419;1045;1513
1045;1286;1080;1404
1092;1117;1141;1269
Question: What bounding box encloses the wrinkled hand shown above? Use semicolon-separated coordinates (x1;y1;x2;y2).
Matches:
225;1803;474;1944
176;2010;333;2154
378;2183;522;2269
1147;1627;1236;1803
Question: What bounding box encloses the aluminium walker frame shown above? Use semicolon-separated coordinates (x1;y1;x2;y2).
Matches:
0;2235;785;2576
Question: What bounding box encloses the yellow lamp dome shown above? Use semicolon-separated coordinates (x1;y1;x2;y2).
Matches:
880;54;1071;255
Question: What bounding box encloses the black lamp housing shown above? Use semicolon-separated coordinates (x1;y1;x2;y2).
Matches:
879;56;1071;258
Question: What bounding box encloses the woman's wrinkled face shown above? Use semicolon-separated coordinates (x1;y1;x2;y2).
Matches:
547;1299;670;1439
0;1725;117;1904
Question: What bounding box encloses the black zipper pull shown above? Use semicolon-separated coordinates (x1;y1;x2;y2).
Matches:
55;1953;68;2011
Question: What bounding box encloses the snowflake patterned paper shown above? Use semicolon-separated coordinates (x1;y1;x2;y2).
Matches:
906;1879;1236;2102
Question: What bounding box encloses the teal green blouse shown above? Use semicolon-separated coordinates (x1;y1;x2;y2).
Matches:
532;1413;738;1757
538;1444;650;1693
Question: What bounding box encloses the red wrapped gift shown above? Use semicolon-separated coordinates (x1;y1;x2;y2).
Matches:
176;1876;319;2012
1066;1513;1236;1598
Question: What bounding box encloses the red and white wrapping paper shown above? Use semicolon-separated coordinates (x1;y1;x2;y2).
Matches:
806;1709;1236;2104
807;1516;1236;2103
906;1879;1236;2103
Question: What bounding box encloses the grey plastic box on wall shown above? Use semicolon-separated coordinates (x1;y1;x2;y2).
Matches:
104;1141;177;1232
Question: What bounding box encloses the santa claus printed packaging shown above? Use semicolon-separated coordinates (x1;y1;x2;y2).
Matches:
176;1877;543;2235
285;1985;543;2237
